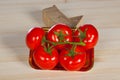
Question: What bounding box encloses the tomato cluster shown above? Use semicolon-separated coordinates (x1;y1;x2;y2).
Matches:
26;23;98;71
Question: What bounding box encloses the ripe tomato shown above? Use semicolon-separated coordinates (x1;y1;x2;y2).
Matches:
74;24;98;49
80;48;94;71
26;27;45;50
33;46;59;70
29;50;40;69
47;23;72;50
60;46;86;71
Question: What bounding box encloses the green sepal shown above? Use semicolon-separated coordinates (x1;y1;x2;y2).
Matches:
41;36;46;46
54;31;67;42
43;43;53;55
78;28;87;42
66;45;76;58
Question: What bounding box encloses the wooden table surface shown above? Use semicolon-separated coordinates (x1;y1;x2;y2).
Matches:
0;0;120;80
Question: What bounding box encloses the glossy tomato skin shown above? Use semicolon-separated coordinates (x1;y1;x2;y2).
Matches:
29;50;40;69
33;46;59;70
26;27;45;50
47;23;72;50
74;24;98;49
60;46;86;71
80;48;94;71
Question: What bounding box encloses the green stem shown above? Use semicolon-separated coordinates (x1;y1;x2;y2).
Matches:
67;45;76;58
44;37;86;46
45;39;85;46
44;43;54;55
72;44;76;52
44;39;56;46
56;41;86;46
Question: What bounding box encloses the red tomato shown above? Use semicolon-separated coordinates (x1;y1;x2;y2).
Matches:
29;50;40;69
33;46;59;70
74;24;98;49
47;23;72;50
26;27;45;50
80;48;94;71
60;46;86;71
